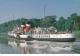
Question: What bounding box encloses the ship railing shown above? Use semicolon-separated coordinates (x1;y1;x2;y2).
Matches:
32;34;50;38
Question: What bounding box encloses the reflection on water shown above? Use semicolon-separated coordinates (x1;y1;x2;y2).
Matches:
0;37;80;54
7;38;77;54
0;43;22;54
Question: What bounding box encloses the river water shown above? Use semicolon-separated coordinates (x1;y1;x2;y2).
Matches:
0;37;80;54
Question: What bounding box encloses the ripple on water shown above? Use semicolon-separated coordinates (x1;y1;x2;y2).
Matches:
0;40;79;54
0;44;22;54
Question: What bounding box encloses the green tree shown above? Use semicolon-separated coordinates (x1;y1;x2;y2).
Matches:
57;16;66;31
41;16;56;27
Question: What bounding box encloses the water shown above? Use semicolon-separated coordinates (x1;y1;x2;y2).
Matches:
27;41;76;54
0;36;80;54
0;44;22;54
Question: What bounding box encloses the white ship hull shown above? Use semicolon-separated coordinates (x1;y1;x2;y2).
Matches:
8;32;17;38
8;32;29;39
32;34;75;42
8;33;75;42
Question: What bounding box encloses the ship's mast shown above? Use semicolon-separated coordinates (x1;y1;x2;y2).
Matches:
44;4;46;18
43;4;47;27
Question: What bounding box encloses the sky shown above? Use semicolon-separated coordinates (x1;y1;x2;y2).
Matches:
0;0;80;24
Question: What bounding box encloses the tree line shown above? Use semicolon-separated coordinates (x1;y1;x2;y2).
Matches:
0;13;80;33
